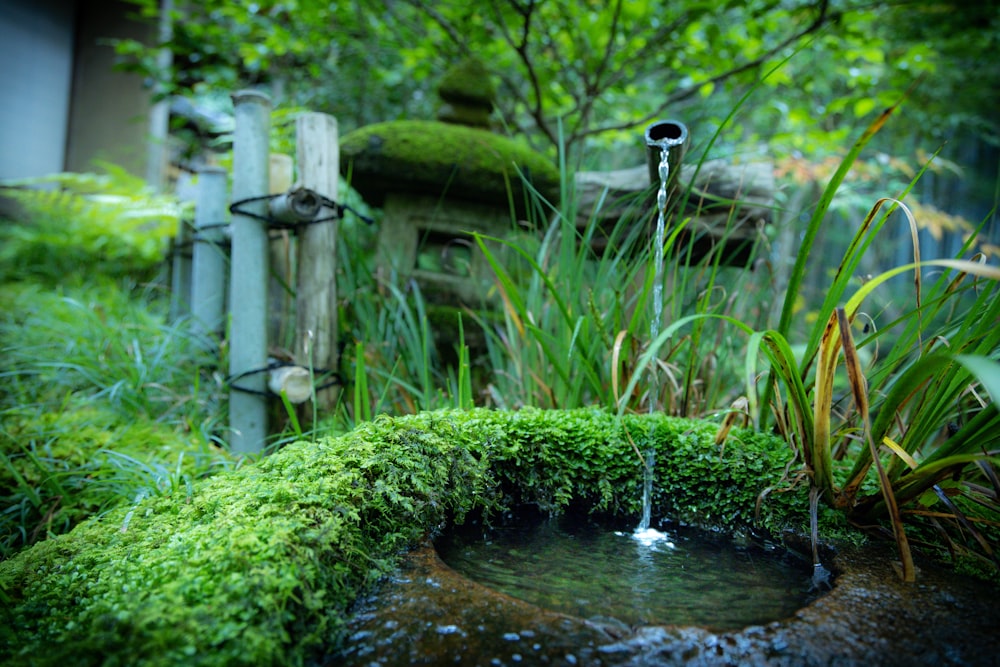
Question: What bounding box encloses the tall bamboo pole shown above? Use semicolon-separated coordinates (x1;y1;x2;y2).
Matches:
190;166;228;347
229;90;271;455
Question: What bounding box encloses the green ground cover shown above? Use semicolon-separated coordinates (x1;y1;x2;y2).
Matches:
0;407;815;666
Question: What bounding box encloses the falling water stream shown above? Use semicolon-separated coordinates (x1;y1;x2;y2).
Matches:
636;121;688;543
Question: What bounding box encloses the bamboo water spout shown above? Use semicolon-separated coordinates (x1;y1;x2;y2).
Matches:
644;120;689;210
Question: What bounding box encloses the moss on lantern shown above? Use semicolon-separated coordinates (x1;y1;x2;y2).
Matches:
340;120;560;214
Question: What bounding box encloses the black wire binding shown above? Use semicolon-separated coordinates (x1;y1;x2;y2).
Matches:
192;221;232;248
227;360;343;398
229;192;374;230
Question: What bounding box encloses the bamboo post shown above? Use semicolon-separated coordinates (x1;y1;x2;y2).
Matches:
294;112;340;412
268;154;295;350
229;90;271;456
190;166;228;347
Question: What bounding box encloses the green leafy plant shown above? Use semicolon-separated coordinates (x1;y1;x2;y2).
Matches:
0;162;187;282
0;279;231;557
748;96;1000;578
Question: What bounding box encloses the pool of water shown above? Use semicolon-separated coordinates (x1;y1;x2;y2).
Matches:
435;514;818;631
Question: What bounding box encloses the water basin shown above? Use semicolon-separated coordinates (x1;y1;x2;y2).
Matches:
435;513;817;631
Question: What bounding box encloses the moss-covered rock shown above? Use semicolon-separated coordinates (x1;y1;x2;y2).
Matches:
340;120;560;214
0;408;811;666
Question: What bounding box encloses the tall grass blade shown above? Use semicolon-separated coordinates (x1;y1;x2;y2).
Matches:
456;314;473;410
353;341;371;424
812;310;842;504
761;89;912;428
838;307;915;582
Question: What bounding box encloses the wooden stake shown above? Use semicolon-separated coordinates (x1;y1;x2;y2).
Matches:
295;113;340;413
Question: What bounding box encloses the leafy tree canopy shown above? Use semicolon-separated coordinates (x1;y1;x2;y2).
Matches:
117;0;999;165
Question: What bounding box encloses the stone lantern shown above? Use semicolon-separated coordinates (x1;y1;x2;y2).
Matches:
339;59;560;306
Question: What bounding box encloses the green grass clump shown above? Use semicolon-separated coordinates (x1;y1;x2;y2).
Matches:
0;408;807;666
1;278;230;557
1;405;227;556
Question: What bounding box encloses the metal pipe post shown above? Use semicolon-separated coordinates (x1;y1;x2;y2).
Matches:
190;167;229;347
229;90;272;456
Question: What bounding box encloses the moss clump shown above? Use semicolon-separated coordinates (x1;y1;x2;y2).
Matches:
0;408;810;666
340;120;560;213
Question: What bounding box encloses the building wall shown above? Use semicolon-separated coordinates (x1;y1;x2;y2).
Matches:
0;0;77;181
0;0;156;183
65;0;155;178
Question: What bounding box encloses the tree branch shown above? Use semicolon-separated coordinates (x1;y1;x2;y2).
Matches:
578;0;833;142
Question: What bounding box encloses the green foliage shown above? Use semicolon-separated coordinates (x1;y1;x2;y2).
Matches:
0;280;220;425
117;0;427;130
0;163;187;283
0;408;803;666
332;204;478;426
114;0;999;167
0;279;229;557
0;409;223;556
103;0;968;157
746;209;1000;577
471;159;766;415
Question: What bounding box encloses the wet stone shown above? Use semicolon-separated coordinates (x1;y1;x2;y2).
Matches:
330;539;1000;666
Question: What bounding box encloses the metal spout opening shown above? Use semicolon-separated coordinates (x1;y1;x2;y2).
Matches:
644;119;689;205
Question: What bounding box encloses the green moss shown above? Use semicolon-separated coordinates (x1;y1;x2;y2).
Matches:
340;120;560;211
0;408;811;666
437;58;496;108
